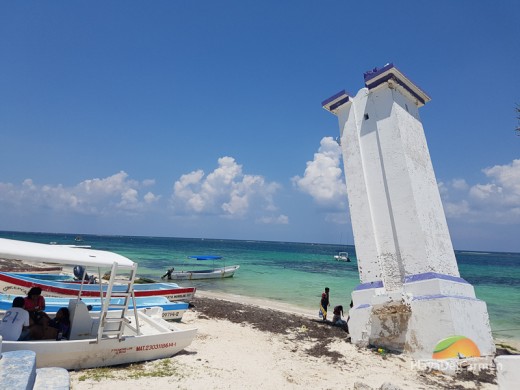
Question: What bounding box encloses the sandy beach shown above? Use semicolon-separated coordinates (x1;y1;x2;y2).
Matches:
68;291;499;390
0;258;507;389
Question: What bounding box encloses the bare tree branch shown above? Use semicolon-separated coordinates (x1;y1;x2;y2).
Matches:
516;104;520;136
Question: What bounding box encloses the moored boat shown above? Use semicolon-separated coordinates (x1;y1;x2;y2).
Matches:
0;271;196;302
333;252;351;262
162;265;240;280
3;305;196;369
0;238;197;369
6;272;73;281
0;293;189;322
162;255;240;281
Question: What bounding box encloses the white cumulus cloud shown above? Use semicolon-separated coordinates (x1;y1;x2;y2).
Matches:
172;156;283;221
441;159;520;223
292;136;347;210
0;171;159;216
451;178;469;191
258;215;289;225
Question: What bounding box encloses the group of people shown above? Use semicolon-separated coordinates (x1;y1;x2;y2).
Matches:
319;287;351;332
0;287;71;342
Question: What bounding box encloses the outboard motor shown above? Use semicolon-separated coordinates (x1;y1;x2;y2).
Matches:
73;265;89;281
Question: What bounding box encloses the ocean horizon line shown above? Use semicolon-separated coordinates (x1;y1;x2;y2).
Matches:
1;229;518;256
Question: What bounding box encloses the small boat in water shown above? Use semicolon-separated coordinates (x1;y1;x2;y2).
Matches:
162;255;240;281
333;252;351;262
162;265;240;280
0;238;197;370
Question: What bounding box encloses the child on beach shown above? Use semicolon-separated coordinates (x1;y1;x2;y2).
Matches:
319;287;330;320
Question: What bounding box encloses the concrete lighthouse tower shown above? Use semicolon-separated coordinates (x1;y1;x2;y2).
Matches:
322;64;495;358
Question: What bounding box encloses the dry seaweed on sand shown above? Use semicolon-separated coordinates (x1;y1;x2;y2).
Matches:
190;297;350;361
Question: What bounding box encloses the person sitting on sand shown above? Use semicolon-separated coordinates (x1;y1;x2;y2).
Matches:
332;305;348;332
319;287;330;321
0;296;31;341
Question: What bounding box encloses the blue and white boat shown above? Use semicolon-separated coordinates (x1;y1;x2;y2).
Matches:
162;255;240;281
0;237;197;370
0;271;196;302
0;293;188;322
7;272;73;281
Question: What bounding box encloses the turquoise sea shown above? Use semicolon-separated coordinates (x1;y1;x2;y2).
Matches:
1;230;519;345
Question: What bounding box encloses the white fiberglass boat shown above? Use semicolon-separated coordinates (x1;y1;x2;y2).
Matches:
0;238;197;369
162;255;240;281
0;293;189;322
333;252;351;262
162;265;240;281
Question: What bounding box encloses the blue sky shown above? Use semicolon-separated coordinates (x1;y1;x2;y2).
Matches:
0;1;519;252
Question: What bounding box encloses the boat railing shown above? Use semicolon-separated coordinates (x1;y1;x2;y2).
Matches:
95;262;141;342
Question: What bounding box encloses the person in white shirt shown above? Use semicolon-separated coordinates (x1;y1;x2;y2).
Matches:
0;296;30;341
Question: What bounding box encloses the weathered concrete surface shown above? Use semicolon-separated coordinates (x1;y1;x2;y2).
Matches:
34;367;70;390
0;350;36;390
495;355;520;390
323;65;495;358
336;84;459;285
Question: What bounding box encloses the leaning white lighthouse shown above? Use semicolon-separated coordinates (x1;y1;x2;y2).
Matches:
322;64;495;358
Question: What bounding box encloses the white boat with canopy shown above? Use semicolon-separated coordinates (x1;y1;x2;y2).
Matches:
0;238;197;370
333;251;351;262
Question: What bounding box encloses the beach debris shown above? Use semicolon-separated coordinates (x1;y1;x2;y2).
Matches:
377;347;389;359
134;277;156;284
379;383;402;390
353;382;373;390
354;382;402;390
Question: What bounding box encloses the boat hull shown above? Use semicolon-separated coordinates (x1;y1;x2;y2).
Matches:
333;252;351;262
2;326;197;370
0;293;188;321
0;238;197;370
167;265;240;280
0;272;196;302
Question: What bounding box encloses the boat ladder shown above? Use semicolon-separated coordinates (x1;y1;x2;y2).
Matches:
97;262;141;342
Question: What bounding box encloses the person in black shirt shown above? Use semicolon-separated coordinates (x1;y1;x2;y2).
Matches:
319;287;330;320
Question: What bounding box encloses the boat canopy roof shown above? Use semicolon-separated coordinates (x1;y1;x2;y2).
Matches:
188;255;222;260
0;238;134;268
